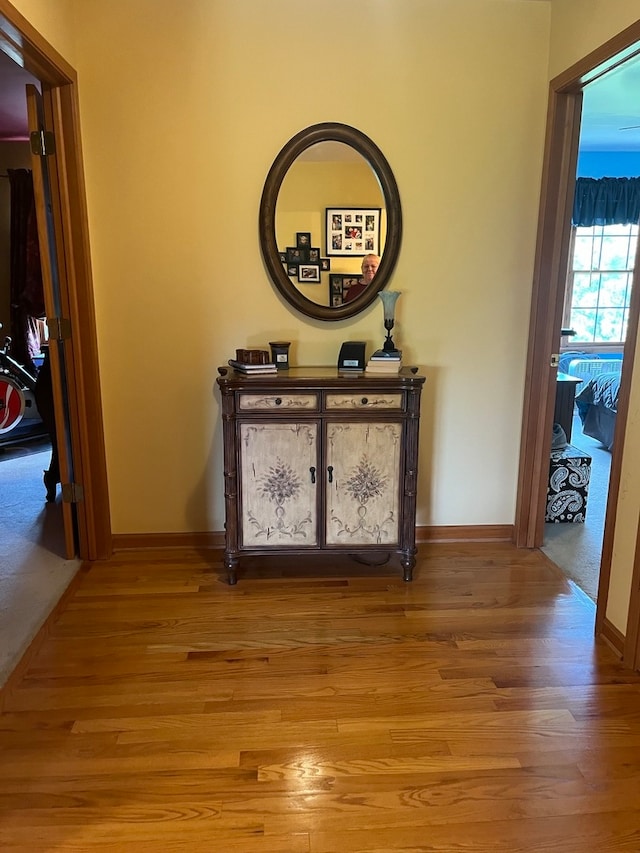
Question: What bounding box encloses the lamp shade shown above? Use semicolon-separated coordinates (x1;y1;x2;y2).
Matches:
378;290;401;322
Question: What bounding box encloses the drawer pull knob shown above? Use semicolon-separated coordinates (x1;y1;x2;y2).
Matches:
274;397;282;406
309;466;316;484
327;465;333;483
361;397;368;405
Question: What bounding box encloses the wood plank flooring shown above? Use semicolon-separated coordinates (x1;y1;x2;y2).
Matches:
1;543;640;852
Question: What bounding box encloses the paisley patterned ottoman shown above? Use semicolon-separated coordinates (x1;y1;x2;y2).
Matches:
545;444;591;523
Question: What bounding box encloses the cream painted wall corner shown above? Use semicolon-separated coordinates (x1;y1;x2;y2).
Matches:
549;0;640;78
6;0;76;64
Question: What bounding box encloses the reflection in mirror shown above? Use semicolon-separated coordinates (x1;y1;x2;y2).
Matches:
276;142;386;309
259;123;402;322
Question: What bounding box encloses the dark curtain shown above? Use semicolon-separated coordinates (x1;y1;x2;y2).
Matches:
8;168;44;374
572;176;640;227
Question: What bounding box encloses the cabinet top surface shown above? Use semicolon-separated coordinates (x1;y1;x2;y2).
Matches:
216;365;426;389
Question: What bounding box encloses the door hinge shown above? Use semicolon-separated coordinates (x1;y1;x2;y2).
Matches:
550;353;560;368
47;316;72;341
30;129;56;156
62;482;84;503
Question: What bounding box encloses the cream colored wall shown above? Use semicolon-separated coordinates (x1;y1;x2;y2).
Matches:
547;0;640;636
549;0;640;78
66;0;551;537
12;0;552;537
8;0;76;64
607;365;640;634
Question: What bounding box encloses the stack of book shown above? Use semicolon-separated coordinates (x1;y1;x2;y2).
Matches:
228;358;277;375
365;350;402;374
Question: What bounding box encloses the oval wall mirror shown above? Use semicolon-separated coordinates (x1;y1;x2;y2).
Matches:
259;122;402;321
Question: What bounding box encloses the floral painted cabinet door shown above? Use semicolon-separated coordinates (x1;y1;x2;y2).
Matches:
325;422;401;546
239;422;318;547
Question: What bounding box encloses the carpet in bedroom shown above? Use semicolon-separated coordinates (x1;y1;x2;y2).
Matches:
541;412;610;602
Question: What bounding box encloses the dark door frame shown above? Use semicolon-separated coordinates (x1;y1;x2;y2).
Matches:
0;0;111;559
515;20;640;665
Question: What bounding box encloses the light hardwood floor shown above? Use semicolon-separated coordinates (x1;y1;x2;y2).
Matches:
1;543;640;852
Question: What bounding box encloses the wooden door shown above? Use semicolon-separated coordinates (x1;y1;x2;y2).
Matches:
26;83;77;558
325;421;401;546
238;421;318;547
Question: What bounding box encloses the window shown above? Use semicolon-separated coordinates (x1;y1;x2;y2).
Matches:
565;223;637;344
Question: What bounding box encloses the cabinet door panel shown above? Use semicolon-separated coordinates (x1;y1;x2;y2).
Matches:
325;422;401;546
239;422;318;547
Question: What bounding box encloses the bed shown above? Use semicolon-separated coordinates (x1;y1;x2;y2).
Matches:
575;371;620;451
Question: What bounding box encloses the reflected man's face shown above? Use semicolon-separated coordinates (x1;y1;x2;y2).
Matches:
361;255;380;284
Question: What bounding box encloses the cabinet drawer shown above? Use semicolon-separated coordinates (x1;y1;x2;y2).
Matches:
325;393;404;411
238;393;318;411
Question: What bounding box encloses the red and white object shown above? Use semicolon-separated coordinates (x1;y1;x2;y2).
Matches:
0;375;26;433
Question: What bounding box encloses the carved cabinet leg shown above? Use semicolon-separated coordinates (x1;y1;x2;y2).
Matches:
225;554;238;585
401;550;416;582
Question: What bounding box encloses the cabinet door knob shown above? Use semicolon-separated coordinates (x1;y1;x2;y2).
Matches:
309;466;316;484
327;465;333;483
274;397;282;405
361;397;368;405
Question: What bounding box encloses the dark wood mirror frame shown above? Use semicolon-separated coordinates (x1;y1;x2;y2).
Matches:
259;122;403;321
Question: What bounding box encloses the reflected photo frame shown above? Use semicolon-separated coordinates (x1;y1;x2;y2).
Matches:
298;264;321;283
326;207;380;257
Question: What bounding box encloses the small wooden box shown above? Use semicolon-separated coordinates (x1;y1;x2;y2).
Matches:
235;348;270;365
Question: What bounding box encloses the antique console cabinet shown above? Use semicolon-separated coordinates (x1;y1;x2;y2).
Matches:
216;366;425;584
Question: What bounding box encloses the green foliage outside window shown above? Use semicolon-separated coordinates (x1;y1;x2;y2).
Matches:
568;224;637;343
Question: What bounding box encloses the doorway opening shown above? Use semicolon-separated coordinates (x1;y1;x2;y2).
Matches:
0;6;111;685
540;55;640;602
0;47;78;688
516;24;640;666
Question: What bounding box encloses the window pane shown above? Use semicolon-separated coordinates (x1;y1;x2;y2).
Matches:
604;223;633;236
570;308;597;341
600;235;632;270
599;272;630;307
568;224;637;345
572;236;593;270
595;308;624;342
572;272;599;307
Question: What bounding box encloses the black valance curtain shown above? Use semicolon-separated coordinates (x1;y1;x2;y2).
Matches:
572;176;640;227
